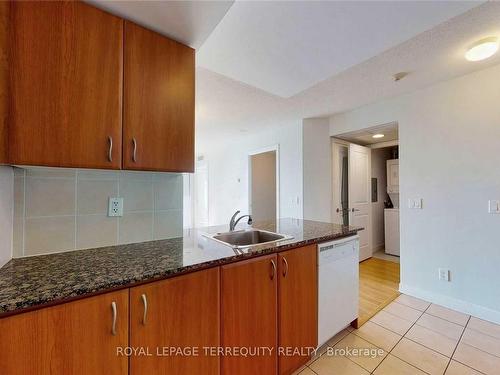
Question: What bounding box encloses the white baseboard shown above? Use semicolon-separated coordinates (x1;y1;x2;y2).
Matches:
372;243;384;252
399;284;500;325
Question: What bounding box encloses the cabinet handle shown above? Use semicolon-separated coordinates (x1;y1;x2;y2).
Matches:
111;301;117;336
282;257;289;277
108;136;113;162
141;294;148;325
270;259;276;280
132;138;137;163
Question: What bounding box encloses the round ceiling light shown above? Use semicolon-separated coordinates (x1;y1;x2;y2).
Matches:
465;37;498;62
372;134;385;139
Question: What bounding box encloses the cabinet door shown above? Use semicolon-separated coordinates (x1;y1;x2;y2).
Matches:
130;268;220;375
9;1;123;169
221;254;278;375
278;245;318;375
0;290;129;375
123;21;195;172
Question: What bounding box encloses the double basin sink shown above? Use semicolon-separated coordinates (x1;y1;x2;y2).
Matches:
206;229;293;250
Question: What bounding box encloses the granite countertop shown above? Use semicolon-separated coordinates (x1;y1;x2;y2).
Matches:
0;218;360;317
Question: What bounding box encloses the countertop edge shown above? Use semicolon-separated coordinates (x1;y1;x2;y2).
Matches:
0;228;360;318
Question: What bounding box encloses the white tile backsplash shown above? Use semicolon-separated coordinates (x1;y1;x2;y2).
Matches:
13;167;183;257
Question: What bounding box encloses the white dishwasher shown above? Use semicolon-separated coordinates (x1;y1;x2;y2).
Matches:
318;235;359;347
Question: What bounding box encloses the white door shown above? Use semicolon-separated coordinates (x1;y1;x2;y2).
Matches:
348;144;372;261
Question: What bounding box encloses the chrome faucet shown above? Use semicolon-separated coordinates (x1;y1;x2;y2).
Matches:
229;210;253;231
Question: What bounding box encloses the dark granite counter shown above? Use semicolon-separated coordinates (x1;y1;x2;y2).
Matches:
0;218;360;317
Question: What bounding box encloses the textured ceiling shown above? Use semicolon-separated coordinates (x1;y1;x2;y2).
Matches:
196;2;500;148
335;123;399;146
197;1;479;97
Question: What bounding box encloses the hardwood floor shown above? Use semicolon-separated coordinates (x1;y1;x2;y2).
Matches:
358;257;400;327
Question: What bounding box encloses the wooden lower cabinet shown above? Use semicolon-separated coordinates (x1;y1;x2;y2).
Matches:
0;290;129;375
0;246;318;375
278;245;318;375
221;254;278;375
129;268;220;375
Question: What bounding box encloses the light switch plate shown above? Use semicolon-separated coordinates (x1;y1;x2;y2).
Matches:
438;268;450;282
408;198;423;209
108;197;123;217
488;200;500;214
414;198;422;209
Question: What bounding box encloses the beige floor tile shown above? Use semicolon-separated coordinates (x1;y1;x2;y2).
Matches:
461;328;500;358
453;342;500;375
405;324;458;357
427;304;470;326
445;360;483;375
383;301;422;323
374;354;427;375
292;365;312;375
370;310;414;335
396;294;431;312
392;338;450;375
468;317;500;340
333;333;387;372
309;353;369;375
353;321;402;352
417;313;465;340
327;328;353;347
298;367;317;375
307;342;329;366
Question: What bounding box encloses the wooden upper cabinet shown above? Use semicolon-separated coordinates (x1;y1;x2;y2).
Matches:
221;254;278;375
0;290;129;375
123;21;195;172
130;268;220;375
278;245;318;375
9;1;123;169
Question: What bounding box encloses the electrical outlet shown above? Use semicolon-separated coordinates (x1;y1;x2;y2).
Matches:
108;197;123;217
438;268;450;282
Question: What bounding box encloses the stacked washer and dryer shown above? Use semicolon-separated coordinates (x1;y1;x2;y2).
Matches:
384;159;400;256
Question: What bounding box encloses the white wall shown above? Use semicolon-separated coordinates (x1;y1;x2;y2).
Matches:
371;148;393;251
0;166;13;266
197;121;303;226
302;118;332;222
330;63;500;322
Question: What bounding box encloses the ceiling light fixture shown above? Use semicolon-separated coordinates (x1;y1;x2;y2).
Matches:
465;37;498;62
372;134;385;139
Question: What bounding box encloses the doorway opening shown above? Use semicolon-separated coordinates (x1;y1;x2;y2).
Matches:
248;145;279;222
332;122;400;326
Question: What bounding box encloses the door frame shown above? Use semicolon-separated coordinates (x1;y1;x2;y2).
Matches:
248;144;280;220
331;138;350;224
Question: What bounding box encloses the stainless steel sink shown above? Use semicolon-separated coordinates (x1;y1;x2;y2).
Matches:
206;229;293;249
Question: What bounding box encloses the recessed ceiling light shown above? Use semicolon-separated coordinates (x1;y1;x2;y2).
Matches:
372;134;385;139
465;37;498;62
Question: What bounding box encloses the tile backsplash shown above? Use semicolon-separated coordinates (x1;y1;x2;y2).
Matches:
13;167;183;257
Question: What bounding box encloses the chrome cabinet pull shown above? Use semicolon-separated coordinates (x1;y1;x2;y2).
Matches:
141;294;148;325
282;257;289;277
108;136;113;162
132;138;137;163
111;301;117;336
270;259;276;280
